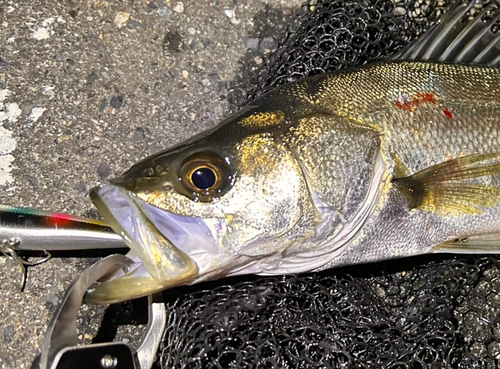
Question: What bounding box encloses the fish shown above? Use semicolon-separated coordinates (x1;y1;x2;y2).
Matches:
84;1;500;304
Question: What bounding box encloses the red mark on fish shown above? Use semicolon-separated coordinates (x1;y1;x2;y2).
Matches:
443;108;452;119
395;92;436;112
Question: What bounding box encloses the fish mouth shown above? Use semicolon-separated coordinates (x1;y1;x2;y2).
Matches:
85;184;218;304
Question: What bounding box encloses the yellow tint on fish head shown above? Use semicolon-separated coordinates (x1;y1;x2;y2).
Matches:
239;111;285;127
134;126;320;263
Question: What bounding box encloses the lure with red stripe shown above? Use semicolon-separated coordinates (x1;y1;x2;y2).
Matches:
0;205;126;252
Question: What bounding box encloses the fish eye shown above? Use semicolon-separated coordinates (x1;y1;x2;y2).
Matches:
179;152;233;201
191;167;216;190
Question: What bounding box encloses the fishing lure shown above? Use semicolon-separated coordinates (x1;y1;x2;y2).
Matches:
0;205;126;289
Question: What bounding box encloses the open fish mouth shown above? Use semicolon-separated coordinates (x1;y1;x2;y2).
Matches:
85;184;217;304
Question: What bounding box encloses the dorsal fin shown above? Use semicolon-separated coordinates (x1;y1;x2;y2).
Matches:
390;0;500;66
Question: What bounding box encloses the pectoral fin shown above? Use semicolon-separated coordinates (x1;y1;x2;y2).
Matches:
434;233;500;254
393;153;500;216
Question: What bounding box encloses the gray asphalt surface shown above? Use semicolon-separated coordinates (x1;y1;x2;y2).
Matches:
0;1;303;367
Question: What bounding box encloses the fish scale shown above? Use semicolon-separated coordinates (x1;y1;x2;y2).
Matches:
288;114;379;223
268;63;500;171
84;1;500;304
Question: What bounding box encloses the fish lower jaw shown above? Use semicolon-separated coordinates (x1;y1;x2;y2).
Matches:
88;184;203;303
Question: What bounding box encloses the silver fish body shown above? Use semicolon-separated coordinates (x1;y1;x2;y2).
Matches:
84;1;500;304
283;61;500;271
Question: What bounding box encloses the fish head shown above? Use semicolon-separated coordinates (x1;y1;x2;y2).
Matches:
85;107;322;304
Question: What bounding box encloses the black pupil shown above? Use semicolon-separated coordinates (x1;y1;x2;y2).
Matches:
191;167;216;190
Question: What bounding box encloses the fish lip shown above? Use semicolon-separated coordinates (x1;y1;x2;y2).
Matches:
89;184;201;286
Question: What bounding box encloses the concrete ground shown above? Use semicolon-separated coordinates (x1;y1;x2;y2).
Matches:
0;1;304;367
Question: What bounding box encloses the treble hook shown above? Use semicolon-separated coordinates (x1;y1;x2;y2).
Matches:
0;205;127;290
0;238;52;291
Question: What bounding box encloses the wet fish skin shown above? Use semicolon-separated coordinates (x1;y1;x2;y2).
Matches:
84;0;500;303
278;61;500;270
85;60;500;304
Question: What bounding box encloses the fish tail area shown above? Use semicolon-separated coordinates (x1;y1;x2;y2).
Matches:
393;153;500;216
434;233;500;254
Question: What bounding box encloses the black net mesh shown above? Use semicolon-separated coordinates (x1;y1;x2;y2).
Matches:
156;1;500;368
159;255;500;368
245;0;450;102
